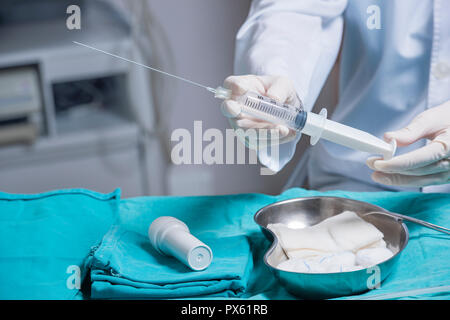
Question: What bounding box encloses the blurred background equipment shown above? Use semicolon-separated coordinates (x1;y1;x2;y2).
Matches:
0;0;338;197
0;66;41;145
0;0;166;197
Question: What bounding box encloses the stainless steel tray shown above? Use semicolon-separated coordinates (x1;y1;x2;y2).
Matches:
254;196;409;299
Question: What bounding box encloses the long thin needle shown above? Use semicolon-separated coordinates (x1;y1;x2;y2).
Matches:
72;41;212;91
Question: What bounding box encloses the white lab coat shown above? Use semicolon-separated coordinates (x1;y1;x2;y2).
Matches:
234;0;450;192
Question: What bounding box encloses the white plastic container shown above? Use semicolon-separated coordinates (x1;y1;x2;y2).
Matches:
148;216;212;271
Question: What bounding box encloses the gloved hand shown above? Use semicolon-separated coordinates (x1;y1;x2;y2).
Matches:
367;102;450;187
221;75;300;149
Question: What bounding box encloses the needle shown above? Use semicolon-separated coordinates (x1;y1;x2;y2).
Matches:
72;41;214;91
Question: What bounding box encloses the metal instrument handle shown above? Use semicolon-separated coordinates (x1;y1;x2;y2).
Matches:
364;211;450;235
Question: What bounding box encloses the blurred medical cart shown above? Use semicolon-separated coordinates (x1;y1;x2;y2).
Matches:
0;0;167;197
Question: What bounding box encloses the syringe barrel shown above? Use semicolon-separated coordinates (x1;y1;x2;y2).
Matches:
236;92;307;131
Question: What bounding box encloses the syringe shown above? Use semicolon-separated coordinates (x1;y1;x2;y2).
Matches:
73;41;396;159
210;86;396;159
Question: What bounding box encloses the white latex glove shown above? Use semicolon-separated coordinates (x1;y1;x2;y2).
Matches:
367;102;450;187
221;75;300;149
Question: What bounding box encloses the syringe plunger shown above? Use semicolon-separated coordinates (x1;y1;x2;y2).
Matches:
302;109;397;159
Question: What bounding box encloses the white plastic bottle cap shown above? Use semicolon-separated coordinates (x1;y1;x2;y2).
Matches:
148;216;213;271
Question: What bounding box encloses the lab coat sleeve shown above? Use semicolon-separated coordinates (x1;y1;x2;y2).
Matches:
234;0;347;172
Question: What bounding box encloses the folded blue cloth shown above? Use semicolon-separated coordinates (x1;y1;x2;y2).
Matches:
88;225;253;299
0;189;120;299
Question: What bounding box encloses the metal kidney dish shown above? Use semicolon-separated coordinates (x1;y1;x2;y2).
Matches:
254;197;409;299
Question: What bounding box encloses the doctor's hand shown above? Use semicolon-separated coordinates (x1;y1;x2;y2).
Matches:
221;75;299;149
367;102;450;187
